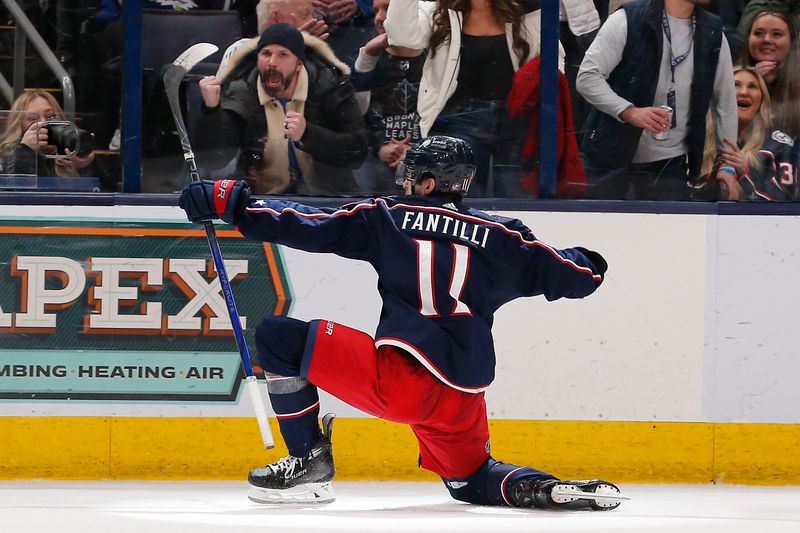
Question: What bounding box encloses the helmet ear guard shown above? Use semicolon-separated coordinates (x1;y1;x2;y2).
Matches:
395;136;476;196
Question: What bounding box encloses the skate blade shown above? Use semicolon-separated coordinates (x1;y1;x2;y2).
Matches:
551;483;630;507
248;482;335;505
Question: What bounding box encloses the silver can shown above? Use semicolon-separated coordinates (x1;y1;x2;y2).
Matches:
651;105;673;141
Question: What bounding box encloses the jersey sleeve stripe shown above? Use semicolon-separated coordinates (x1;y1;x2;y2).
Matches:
245;199;379;219
246;198;598;280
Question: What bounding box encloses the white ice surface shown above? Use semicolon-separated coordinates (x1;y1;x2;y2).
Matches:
2;481;800;533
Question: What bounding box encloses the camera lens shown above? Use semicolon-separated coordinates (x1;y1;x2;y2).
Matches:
44;120;94;157
72;129;95;158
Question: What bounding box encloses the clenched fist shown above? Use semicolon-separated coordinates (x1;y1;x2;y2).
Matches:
284;111;307;142
199;75;222;109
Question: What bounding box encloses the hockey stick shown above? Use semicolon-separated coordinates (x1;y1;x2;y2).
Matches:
164;43;274;449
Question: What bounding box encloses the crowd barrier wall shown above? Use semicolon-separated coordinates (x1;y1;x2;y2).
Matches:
1;200;799;484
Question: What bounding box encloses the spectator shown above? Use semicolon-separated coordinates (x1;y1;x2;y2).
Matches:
559;0;602;134
351;0;425;194
256;0;330;39
384;0;562;197
606;2;745;56
693;65;798;200
739;6;800;138
313;0;376;65
577;0;737;200
0;91;95;177
507;55;588;198
195;23;368;195
737;0;800;48
605;0;744;50
219;0;331;74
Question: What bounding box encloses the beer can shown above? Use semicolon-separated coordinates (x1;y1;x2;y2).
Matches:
651;105;673;141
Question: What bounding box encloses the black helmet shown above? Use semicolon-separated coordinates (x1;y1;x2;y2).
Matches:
395;136;477;196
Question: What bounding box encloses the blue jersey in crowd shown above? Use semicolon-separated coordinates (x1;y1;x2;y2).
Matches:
741;130;798;201
236;194;603;392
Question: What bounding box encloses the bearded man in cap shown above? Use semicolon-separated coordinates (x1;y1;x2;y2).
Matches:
196;23;368;195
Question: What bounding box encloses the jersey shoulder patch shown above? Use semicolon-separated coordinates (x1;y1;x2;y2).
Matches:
771;130;795;147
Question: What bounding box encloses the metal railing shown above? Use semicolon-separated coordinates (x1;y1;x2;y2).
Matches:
0;0;75;117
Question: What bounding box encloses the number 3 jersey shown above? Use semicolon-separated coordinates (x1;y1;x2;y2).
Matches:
236;195;604;392
740;130;798;201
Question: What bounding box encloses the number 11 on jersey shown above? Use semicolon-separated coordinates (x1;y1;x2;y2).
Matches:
414;238;472;318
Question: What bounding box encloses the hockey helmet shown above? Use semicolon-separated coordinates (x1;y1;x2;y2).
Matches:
395;136;477;196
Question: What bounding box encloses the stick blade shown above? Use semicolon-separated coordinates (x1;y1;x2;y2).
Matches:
173;42;219;70
164;42;219;93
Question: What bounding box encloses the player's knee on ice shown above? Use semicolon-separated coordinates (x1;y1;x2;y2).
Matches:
442;457;555;506
255;316;310;375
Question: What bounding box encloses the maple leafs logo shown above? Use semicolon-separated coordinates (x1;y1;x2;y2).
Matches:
389;79;419;116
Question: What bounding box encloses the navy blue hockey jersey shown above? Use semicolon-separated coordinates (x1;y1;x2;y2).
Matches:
236;195;603;392
740;130;798;201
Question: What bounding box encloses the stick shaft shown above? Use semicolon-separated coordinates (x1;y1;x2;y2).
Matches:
246;376;274;448
165;60;274;448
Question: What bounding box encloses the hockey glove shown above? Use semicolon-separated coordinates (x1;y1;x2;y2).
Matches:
178;179;250;225
575;247;608;279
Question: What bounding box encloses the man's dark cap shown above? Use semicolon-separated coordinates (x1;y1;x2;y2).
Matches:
256;23;305;62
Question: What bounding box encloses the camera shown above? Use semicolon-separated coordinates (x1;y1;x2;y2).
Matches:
43;120;94;158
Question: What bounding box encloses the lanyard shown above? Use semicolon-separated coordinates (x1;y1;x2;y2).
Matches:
661;11;695;85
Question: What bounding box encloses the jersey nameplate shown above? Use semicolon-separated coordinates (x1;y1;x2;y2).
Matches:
400;210;491;248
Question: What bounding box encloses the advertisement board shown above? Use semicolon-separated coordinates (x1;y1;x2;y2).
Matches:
0;219;290;402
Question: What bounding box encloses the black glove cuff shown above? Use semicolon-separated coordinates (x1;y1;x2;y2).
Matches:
235;184;250;223
575;247;608;278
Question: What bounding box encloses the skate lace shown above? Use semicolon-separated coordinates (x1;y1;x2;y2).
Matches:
269;455;305;479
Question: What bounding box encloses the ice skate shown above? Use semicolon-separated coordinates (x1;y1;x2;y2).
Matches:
510;478;628;511
248;413;336;505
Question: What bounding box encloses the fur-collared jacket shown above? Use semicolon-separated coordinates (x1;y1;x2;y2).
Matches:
195;34;368;195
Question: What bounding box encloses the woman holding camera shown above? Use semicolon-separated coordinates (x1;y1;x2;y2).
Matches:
0;91;95;177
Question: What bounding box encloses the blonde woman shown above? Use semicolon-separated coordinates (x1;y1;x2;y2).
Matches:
695;66;797;201
0;91;95;177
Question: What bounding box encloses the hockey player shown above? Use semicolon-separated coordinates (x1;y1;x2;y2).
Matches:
178;136;627;510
